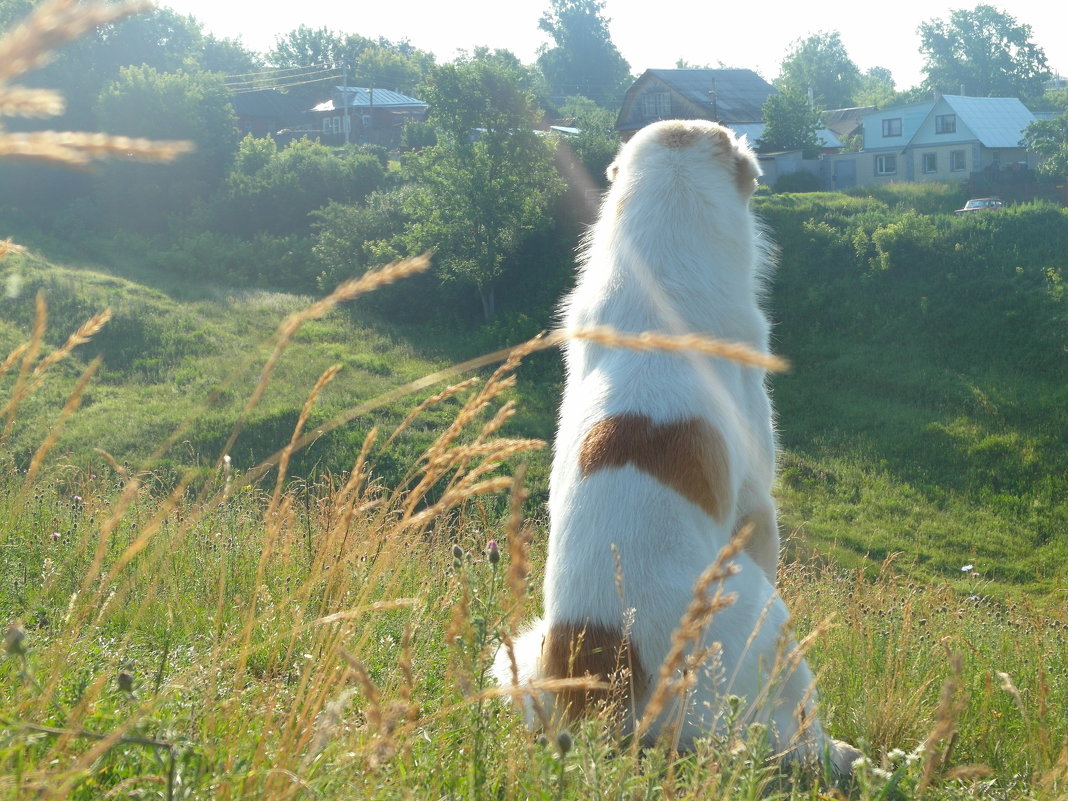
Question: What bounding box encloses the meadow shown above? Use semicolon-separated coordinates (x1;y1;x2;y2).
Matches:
1;236;1066;800
1;3;1065;796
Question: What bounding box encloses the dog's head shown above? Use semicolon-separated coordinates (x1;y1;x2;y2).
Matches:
606;119;761;199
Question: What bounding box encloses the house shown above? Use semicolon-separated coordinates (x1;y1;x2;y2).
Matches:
826;95;1039;189
616;68;776;139
309;87;429;147
230;89;308;138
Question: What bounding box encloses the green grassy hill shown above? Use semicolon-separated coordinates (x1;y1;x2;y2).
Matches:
0;249;465;487
3;192;1066;605
1;195;1066;800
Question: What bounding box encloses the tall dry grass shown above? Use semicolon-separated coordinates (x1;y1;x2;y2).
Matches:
2;6;1065;799
0;0;192;168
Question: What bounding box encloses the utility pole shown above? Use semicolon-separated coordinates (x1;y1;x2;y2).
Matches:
342;63;350;145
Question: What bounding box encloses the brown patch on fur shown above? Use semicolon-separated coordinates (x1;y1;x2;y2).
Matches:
542;621;645;719
655;121;704;149
579;413;731;521
652;121;760;196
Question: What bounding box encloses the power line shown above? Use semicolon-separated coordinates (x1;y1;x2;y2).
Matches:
226;67;342;94
224;63;337;82
225;66;338;88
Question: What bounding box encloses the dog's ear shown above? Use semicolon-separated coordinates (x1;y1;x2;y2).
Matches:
606;160;620;183
733;149;760;197
731;136;761;197
720;131;760;197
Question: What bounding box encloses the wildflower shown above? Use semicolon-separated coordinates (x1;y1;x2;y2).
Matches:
961;564;974;572
49;532;60;541
4;623;26;656
556;729;573;757
116;671;134;692
487;539;500;566
452;544;464;560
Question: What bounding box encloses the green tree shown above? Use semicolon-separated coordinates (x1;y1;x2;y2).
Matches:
537;0;631;108
918;5;1051;101
351;41;435;95
757;87;823;157
556;95;619;184
268;25;355;70
776;31;861;110
853;66;897;108
403;51;564;321
93;65;237;231
1022;111;1068;179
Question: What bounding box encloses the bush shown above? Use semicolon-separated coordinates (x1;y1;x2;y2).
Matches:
773;170;823;193
213;137;387;236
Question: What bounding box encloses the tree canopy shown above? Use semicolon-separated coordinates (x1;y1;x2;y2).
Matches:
403;50;564;321
1022;111;1068;179
918;5;1051;101
757;87;824;158
93;65;237;231
536;0;631;108
776;32;861;110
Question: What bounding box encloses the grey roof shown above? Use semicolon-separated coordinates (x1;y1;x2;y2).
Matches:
940;95;1035;147
645;69;775;122
822;106;875;138
313;86;428;112
230;89;307;119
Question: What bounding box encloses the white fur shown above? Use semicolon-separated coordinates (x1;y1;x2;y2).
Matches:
495;120;859;774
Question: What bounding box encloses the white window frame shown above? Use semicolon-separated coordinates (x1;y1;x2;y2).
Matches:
875;154;897;175
922;153;938;173
642;91;671;119
936;114;956;134
950;150;967;172
882;118;902;137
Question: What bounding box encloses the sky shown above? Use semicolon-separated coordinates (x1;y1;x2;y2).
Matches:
160;0;1067;92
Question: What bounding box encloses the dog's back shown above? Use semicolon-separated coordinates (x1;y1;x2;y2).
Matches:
496;120;859;774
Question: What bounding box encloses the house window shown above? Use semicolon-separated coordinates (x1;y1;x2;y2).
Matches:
642;91;671;120
322;117;332;134
882;118;902;137
922;153;938;173
875;154;897;175
950;150;967;171
936;114;956;134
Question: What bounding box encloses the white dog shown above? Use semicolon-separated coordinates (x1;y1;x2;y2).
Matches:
494;119;860;775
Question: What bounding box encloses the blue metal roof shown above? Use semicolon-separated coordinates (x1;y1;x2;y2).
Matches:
312;87;427;112
939;95;1035;148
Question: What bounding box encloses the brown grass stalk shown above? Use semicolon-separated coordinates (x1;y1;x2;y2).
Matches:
0;85;63;117
635;527;750;745
218;254;430;468
20;355;100;488
270;363;342;514
0;291;46;443
0;130;194;168
918;651;968;792
1;237;27;259
0;0;152;84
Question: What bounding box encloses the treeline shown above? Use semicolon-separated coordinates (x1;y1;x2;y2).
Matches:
0;2;622;330
2;0;1067;340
